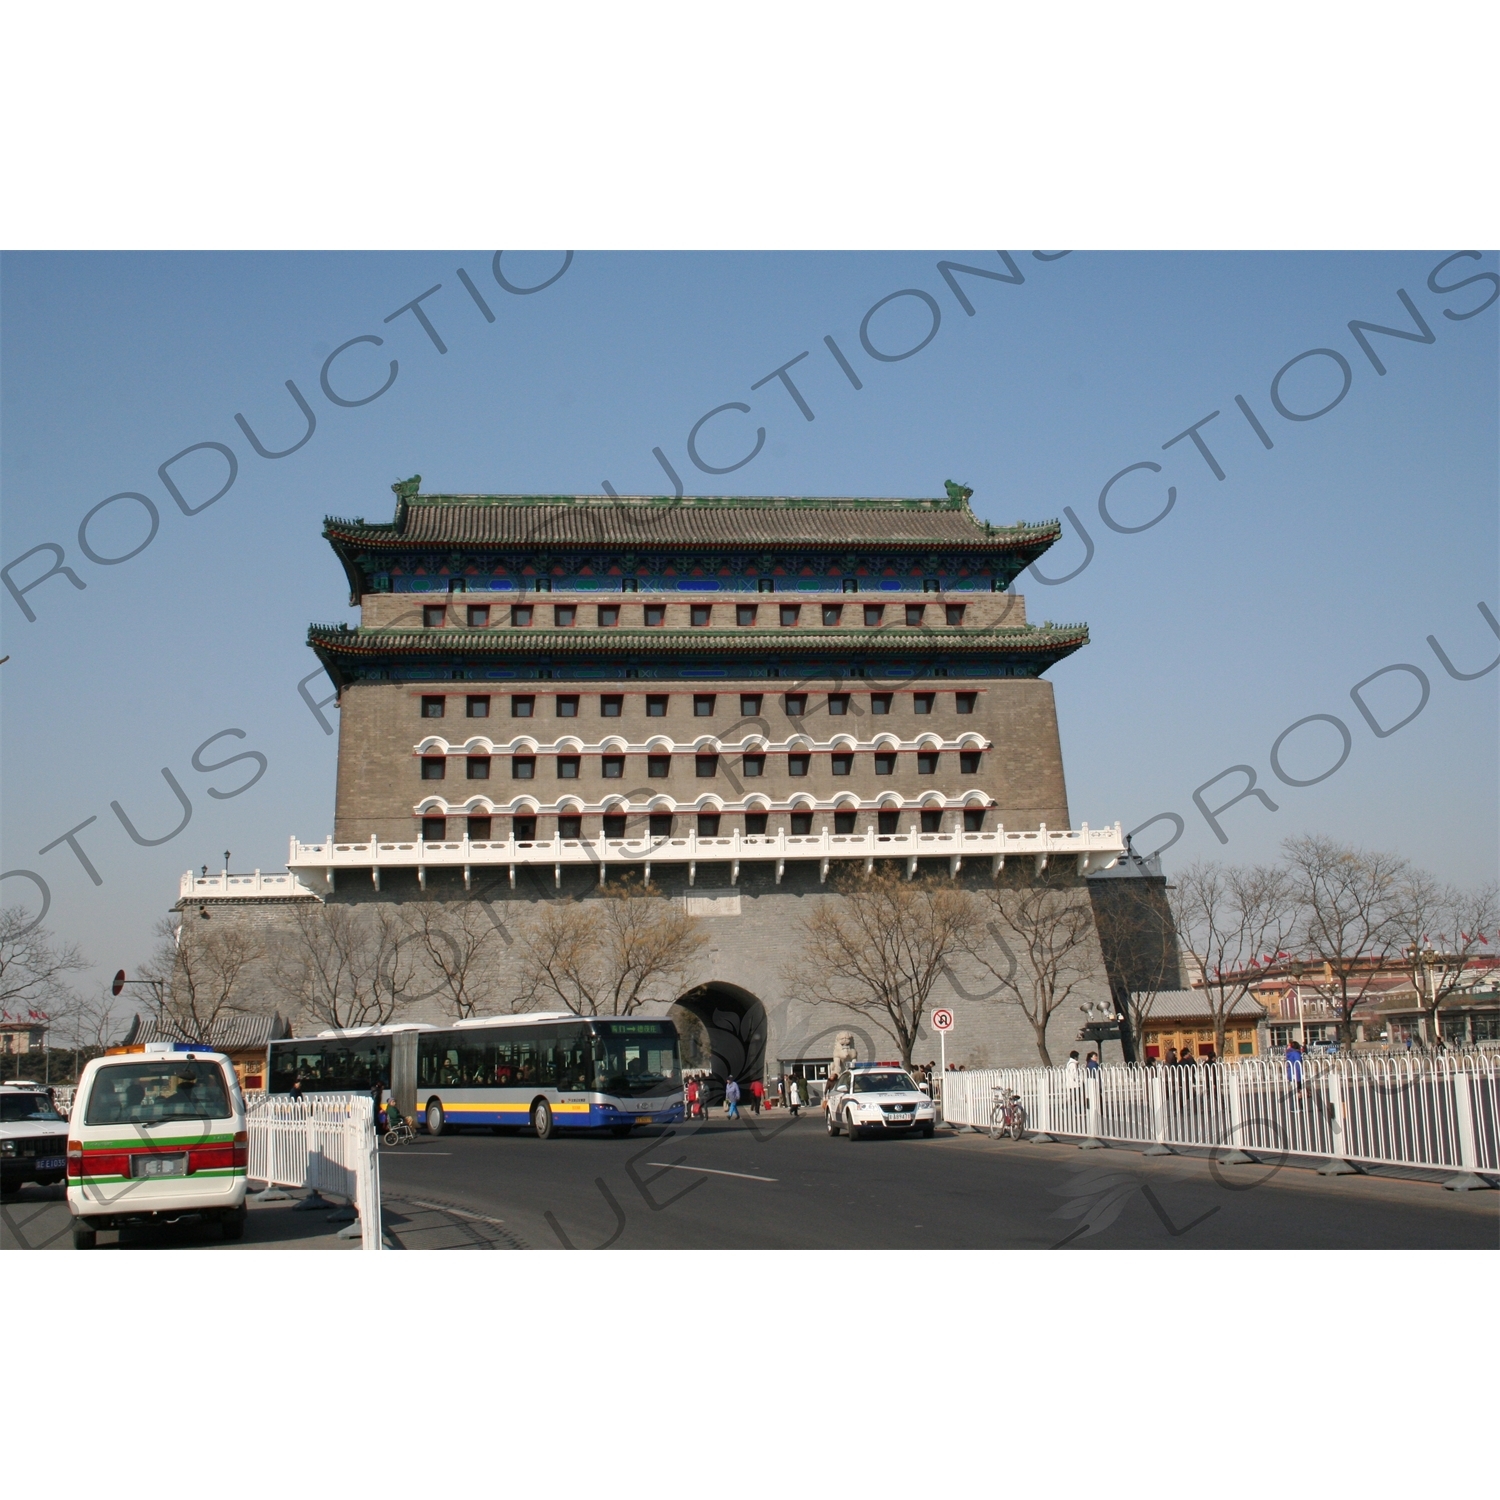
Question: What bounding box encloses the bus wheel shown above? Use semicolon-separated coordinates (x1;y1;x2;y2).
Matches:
532;1099;554;1140
426;1099;445;1136
610;1123;633;1137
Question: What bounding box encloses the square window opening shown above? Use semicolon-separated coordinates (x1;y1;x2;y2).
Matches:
693;694;716;717
511;605;533;627
421;757;446;780
790;811;813;835
557;695;579;717
513;816;537;840
918;752;939;774
744;812;769;836
864;605;884;627
741;754;765;777
780;604;800;627
602;814;627;838
828;694;849;716
558;815;582;839
874;752;896;775
831;754;853;776
740;693;763;716
946;604;965;626
557;757;580;779
697;813;721;837
834;810;857;834
878;810;899;836
512;695;534;718
691;604;712;626
822;604;842;626
512;757;535;780
956;692;976;714
788;754;809;777
914;693;934;715
736;604;758;626
646;695;668;717
649;813;673;838
963;808;985;832
601;695;622;717
696;755;718;778
960;751;982;774
467;816;492;840
467;605;490;628
554;605;576;627
467;757;491;780
421;695;445;718
423;605;446;628
906;604;925;626
647;755;671;778
422;816;447;840
644;604;665;626
466;695;490;718
602;756;624;779
598;605;620;627
784;693;806;717
920;809;942;832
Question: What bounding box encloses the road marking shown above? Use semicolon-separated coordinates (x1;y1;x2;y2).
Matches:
647;1162;777;1183
405;1198;508;1228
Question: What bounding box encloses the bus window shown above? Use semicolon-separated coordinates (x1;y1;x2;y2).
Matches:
593;1025;680;1097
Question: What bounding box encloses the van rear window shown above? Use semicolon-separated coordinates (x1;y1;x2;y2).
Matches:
84;1061;232;1126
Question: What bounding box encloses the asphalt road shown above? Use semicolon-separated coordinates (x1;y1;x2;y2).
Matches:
374;1111;1500;1250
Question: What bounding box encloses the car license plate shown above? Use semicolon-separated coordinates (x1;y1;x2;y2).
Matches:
36;1157;65;1170
133;1152;187;1178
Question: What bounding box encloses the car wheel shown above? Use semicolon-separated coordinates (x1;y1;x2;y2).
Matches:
73;1223;97;1250
425;1099;445;1136
844;1111;861;1141
826;1110;840;1137
920;1122;935;1138
532;1099;554;1140
221;1207;247;1241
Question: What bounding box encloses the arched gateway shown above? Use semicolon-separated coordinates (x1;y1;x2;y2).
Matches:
670;982;767;1087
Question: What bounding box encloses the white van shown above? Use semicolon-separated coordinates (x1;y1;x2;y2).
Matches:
68;1047;248;1249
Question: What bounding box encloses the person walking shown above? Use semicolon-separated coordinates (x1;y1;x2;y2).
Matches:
686;1075;700;1120
1285;1038;1305;1092
724;1076;741;1120
787;1076;801;1118
1165;1046;1178;1067
750;1077;764;1115
1085;1050;1101;1078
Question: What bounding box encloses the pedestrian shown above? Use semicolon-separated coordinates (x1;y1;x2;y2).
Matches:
787;1076;802;1118
289;1076;306;1105
686;1075;700;1119
1085;1050;1100;1078
725;1076;741;1120
371;1079;385;1129
750;1077;764;1115
1285;1038;1305;1091
1179;1048;1196;1068
1165;1047;1178;1066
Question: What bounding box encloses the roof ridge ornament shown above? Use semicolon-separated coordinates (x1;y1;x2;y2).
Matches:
943;479;974;504
392;475;422;499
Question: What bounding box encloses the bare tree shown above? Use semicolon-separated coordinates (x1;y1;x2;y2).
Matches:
1168;860;1298;1058
789;867;981;1068
0;904;88;1018
137;916;263;1044
1388;869;1499;1044
968;871;1101;1066
54;985;129;1080
1283;835;1409;1048
512;875;705;1017
408;895;504;1020
277;903;423;1031
1089;874;1182;1062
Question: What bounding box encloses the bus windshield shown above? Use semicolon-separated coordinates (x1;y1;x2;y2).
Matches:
594;1025;680;1098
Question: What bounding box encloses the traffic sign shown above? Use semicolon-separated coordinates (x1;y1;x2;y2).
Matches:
931;1008;954;1032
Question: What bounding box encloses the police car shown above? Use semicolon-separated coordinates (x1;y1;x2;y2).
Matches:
824;1063;938;1139
0;1084;70;1194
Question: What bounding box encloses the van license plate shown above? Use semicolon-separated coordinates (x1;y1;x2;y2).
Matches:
36;1157;65;1170
133;1153;187;1178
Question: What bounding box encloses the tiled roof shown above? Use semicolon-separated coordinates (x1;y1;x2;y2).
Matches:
309;623;1088;655
121;1012;289;1050
1147;991;1267;1021
324;495;1059;553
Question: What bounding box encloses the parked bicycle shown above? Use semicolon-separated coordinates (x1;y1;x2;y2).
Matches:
383;1116;419;1147
989;1087;1027;1141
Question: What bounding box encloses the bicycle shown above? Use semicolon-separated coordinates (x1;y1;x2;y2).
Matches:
383;1116;418;1147
989;1088;1027;1141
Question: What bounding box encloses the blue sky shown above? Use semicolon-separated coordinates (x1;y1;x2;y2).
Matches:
2;250;1496;991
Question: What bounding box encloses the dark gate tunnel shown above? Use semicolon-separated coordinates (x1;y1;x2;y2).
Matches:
670;982;767;1090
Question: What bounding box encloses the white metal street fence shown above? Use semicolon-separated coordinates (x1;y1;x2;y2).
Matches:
939;1055;1499;1187
246;1094;383;1249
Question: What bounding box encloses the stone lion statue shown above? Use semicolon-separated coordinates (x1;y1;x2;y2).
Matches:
830;1031;858;1076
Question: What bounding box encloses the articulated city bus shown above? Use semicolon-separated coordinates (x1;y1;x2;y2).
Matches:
266;1012;684;1138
